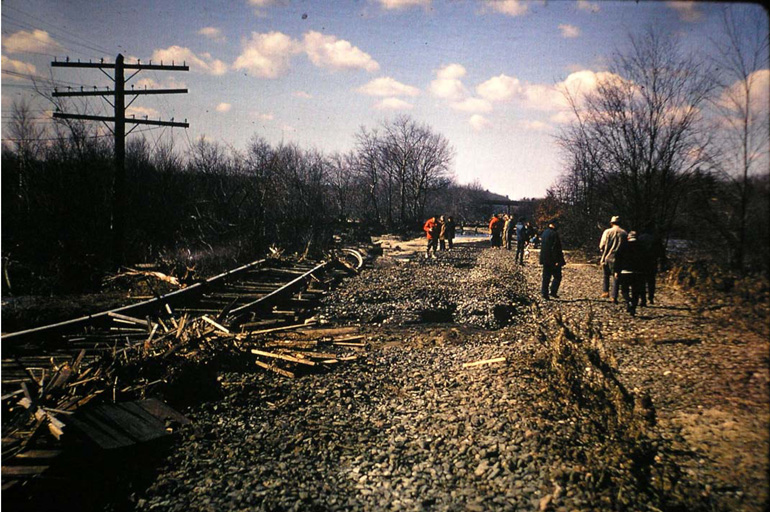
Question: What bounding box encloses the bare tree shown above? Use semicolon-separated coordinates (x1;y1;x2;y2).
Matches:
559;28;714;239
706;7;770;269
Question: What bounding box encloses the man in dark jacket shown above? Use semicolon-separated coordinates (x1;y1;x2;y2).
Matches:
540;221;566;300
637;231;665;306
515;218;527;264
614;231;645;316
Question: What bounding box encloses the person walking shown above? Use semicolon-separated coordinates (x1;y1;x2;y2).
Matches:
502;214;514;250
614;231;645;316
489;214;503;247
423;215;440;259
439;215;448;251
515;218;527;264
540;220;566;300
637;231;666;306
444;216;456;250
599;216;627;303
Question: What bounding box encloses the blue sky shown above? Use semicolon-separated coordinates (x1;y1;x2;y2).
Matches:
2;0;767;198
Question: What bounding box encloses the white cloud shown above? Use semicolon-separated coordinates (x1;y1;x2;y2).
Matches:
377;0;431;8
576;0;599;12
254;112;275;121
469;114;492;131
3;29;63;54
437;63;466;80
666;1;703;22
511;69;624;112
198;27;225;42
559;24;581;38
126;106;160;119
152;46;227;75
133;76;187;89
356;77;420;97
520;119;551;131
374;97;414;110
481;0;528;17
1;55;37;78
293;91;313;99
303;31;379;72
718;69;770;114
215;103;232;113
233;31;302;78
451;97;493;113
430;64;468;100
476;74;521;101
549;111;574;124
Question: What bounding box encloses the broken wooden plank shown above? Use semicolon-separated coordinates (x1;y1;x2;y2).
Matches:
255;360;295;379
297;326;359;338
332;341;366;348
290;350;337;359
15;449;62;460
201;315;230;334
263;340;318;349
246;323;313;336
108;311;153;327
462;357;506;368
332;335;364;342
251;349;315;366
1;465;50;476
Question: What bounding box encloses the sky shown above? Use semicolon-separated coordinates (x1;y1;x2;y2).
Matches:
1;0;768;199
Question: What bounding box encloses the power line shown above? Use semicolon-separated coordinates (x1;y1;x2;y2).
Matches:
2;69;99;88
2;7;111;57
2;125;165;143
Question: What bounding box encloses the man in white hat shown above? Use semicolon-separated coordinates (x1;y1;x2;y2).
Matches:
599;215;627;303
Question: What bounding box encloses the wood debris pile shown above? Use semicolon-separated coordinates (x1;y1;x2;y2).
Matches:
239;325;367;379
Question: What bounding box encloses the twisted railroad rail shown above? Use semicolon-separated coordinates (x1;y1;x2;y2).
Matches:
0;249;366;494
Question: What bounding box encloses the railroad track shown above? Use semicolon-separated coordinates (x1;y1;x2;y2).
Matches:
0;250;365;492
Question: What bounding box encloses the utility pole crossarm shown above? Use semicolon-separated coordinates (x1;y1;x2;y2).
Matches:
52;61;189;71
49;52;189;267
53;112;189;128
52;88;188;98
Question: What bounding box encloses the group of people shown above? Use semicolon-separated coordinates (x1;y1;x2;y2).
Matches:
538;215;665;314
423;213;664;316
599;216;665;316
423;215;457;258
488;214;537;265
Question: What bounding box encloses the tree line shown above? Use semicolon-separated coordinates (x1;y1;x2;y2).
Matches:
2;111;506;294
550;15;769;273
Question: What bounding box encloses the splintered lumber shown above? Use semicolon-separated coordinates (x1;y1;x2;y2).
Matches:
462;357;506;368
251;349;315;366
290;350;337;359
255;360;295;379
332;335;364;342
332;341;366;348
297;326;359;338
1;465;50;476
201;315;230;334
108;311;152;328
263;340;318;349
246;323;312;336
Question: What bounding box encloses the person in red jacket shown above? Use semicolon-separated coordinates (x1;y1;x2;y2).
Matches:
489;214;504;247
423;215;441;259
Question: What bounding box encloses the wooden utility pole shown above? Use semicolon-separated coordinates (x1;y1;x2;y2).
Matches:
51;54;189;266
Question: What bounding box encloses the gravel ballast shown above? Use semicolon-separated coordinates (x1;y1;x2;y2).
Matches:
134;241;769;511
